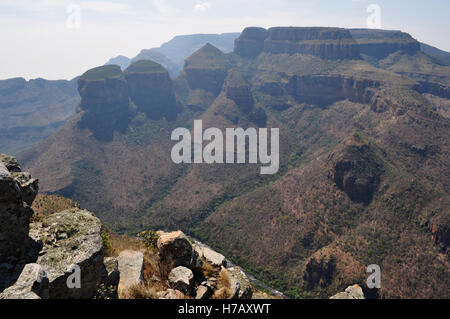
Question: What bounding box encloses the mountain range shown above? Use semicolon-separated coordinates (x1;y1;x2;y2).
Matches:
18;27;450;298
0;33;240;156
2;30;448;156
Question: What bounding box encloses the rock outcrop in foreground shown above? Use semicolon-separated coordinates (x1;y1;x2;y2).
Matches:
0;154;118;299
0;154;38;264
117;250;144;294
77;61;181;141
155;230;254;299
330;284;365;299
29;209;105;298
0;154;257;299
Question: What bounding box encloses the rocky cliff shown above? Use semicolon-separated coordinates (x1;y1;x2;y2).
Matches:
286;74;381;107
77;65;132;141
234;27;268;58
235;27;360;60
0;153;114;298
183;43;231;95
350;29;420;60
77;61;183;140
223;69;267;126
225;69;254;113
328;133;384;204
124;60;180;121
0;154;38;264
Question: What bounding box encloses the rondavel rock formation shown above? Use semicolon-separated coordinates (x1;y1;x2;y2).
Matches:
183;43;231;95
124;60;179;121
77;61;181;141
0;154;260;299
77;65;132;141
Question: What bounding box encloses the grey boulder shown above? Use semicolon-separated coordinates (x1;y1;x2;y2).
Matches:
117;250;144;294
0;263;49;299
330;284;365;299
29;209;104;299
228;266;253;299
168;266;194;295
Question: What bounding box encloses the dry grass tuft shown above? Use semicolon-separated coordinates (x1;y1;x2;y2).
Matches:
119;283;159;299
108;233;145;257
212;267;232;299
142;250;171;286
202;261;219;279
213;287;233;299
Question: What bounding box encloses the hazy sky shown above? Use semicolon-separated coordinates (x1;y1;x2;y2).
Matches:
1;0;449;80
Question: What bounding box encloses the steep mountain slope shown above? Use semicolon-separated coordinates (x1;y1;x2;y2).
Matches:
0;78;79;155
350;29;450;119
420;42;450;66
21;27;449;299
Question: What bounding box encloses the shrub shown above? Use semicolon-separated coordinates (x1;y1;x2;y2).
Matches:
137;230;160;251
101;228;115;257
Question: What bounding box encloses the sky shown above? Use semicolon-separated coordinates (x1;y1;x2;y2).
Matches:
0;0;449;80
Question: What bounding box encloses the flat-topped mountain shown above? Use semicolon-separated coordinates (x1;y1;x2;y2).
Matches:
350;29;420;59
20;26;450;299
235;26;360;59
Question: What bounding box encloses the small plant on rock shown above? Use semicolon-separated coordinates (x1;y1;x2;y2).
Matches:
137;230;160;251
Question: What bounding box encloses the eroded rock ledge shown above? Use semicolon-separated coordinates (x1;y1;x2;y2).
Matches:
235;27;361;60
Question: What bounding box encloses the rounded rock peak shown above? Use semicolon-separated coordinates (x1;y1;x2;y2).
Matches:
124;59;168;74
240;27;268;40
79;64;123;81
